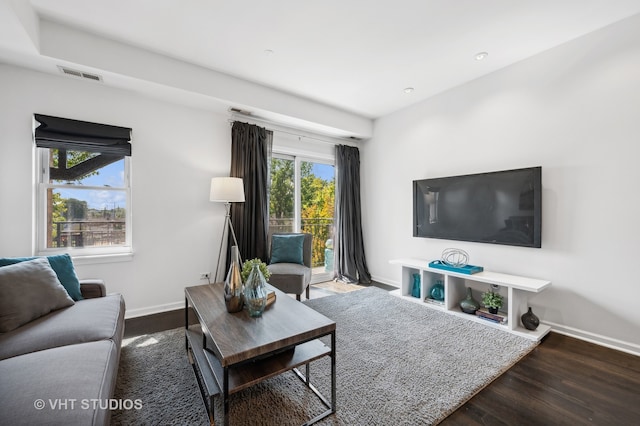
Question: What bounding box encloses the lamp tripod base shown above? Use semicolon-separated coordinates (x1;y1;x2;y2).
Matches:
214;202;241;283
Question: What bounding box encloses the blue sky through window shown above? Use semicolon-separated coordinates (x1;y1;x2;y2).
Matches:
312;163;334;181
55;160;125;210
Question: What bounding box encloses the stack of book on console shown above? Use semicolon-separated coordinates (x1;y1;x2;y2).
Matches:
424;297;444;306
475;308;507;325
266;289;276;308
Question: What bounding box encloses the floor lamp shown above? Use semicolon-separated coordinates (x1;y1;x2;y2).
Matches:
210;177;245;282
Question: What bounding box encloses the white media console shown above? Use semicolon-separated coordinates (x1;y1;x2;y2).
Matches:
389;258;551;341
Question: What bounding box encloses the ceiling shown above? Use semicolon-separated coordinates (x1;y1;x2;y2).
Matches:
2;0;640;136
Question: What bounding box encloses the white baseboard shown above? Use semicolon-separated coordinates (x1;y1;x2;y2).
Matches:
125;301;184;319
542;320;640;357
371;275;400;288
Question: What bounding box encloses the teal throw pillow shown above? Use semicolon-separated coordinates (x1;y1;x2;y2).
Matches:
0;254;83;301
270;234;305;265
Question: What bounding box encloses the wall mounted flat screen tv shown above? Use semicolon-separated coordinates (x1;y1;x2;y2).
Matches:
413;167;541;248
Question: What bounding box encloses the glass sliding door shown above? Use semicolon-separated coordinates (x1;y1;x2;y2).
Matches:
300;161;335;278
269;156;295;233
269;155;335;282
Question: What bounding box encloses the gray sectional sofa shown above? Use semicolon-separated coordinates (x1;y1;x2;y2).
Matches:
0;279;125;425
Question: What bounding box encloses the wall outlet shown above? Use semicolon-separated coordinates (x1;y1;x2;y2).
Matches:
199;272;210;280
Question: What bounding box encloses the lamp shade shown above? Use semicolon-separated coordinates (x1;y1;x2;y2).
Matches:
210;177;245;203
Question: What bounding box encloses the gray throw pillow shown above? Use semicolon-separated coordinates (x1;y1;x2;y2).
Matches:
0;257;75;333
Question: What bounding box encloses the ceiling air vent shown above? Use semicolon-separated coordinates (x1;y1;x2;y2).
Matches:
57;66;103;82
81;72;101;81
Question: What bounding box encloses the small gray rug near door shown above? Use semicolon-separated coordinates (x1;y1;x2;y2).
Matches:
112;287;537;425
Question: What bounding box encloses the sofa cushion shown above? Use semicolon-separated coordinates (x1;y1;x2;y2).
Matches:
0;340;119;426
0;293;125;360
270;234;305;265
0;258;75;333
0;254;83;301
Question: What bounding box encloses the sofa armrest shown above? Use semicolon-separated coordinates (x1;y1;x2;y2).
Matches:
79;279;107;299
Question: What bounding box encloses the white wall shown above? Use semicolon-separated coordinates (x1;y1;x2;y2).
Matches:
0;64;231;317
361;14;640;353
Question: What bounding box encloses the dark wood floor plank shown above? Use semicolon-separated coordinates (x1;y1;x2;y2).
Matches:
124;308;184;338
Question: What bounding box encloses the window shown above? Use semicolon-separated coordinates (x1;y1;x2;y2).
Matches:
34;114;132;257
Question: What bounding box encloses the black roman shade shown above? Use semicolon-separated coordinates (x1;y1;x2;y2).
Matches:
34;114;132;156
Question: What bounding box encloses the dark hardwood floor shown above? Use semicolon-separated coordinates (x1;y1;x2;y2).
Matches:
441;332;640;425
124;308;185;338
124;283;640;425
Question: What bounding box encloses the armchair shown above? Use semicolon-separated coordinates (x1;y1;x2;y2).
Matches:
267;233;312;301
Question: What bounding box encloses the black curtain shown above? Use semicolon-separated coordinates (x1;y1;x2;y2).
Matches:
334;145;371;283
229;122;272;263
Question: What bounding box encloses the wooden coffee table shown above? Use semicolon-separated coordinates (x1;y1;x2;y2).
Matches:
184;283;336;426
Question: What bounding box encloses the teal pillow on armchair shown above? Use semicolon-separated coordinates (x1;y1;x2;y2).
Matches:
0;254;83;301
270;234;305;265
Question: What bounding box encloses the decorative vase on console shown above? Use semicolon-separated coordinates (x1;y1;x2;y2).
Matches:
459;287;480;314
430;279;444;301
521;307;540;330
411;273;421;298
244;263;268;317
224;245;244;313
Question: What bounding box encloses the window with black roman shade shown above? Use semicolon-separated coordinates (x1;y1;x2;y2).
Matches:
34;114;132;155
34;114;133;254
34;114;132;181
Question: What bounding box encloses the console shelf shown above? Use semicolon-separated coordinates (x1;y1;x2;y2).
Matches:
389;258;551;341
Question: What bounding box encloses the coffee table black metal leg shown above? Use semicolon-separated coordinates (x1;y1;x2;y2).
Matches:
184;297;188;350
223;367;230;426
305;363;310;386
331;330;336;414
208;395;215;426
295;334;336;425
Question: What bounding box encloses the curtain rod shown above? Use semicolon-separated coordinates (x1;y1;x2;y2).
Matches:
227;115;359;147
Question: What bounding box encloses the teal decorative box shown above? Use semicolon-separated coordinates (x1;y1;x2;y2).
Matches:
428;260;483;275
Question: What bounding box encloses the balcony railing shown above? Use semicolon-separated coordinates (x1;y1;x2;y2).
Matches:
53;221;125;248
269;217;334;269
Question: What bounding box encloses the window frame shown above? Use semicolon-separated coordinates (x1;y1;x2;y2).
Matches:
35;147;133;258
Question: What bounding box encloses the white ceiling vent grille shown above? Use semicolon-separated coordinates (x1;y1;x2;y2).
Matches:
57;66;103;82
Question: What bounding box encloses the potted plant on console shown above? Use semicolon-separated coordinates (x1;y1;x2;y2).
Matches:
481;289;503;314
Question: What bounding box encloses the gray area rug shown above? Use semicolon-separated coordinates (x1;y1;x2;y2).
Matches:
112;287;537;425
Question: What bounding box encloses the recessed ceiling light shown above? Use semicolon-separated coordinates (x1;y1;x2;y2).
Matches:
475;52;489;61
403;87;414;94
